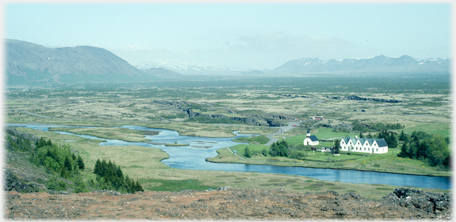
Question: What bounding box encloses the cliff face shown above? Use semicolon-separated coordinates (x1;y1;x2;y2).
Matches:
4;188;451;220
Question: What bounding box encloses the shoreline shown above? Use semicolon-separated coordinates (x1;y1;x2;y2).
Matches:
206;148;452;178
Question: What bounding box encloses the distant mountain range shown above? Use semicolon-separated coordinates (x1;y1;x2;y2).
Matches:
271;55;450;74
5;39;450;86
134;61;243;76
135;55;450;76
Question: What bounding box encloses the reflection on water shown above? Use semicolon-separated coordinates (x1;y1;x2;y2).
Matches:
6;124;451;189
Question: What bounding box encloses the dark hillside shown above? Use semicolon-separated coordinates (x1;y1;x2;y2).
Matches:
5;39;160;85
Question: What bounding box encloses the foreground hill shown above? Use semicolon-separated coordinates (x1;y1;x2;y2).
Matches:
5;188;451;220
6;39;174;85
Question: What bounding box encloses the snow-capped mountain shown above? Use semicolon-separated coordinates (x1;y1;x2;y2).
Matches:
133;61;244;75
271;55;450;74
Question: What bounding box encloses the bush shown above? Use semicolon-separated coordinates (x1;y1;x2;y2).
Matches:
261;148;268;156
47;176;67;191
244;147;252;158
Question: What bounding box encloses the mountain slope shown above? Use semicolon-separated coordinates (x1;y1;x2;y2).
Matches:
141;68;182;78
6;39;159;85
272;55;450;74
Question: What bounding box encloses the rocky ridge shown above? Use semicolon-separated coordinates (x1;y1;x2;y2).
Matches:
151;100;287;126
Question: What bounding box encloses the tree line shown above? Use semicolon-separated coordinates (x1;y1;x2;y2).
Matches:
243;140;306;159
352;120;404;132
92;159;144;193
30;138;85;179
9;136;88;192
397;130;451;170
375;130;398;148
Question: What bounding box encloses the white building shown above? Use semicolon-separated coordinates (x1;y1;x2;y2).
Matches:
340;136;388;154
303;129;319;146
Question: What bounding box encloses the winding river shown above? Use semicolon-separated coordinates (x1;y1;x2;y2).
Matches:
7;124;451;190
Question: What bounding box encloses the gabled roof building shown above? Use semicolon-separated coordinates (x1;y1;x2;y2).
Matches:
340;136;388;154
303;129;319;146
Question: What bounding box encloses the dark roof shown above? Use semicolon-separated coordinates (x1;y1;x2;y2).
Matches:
307;129;310;133
310;135;318;141
376;138;388;147
342;137;387;147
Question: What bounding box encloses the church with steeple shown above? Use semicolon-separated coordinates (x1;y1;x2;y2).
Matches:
303;129;319;146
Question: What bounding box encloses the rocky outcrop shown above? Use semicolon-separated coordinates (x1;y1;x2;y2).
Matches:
6;127;39;148
381;188;452;215
4;170;44;193
268;114;287;120
346;95;403;103
150;100;287;127
279;94;309;99
183;108;268;126
265;119;286;127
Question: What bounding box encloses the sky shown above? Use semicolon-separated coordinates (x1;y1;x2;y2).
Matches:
4;2;452;70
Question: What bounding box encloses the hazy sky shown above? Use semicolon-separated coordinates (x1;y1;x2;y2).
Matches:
5;3;452;69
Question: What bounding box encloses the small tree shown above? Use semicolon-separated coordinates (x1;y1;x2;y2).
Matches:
398;142;409;158
77;155;85;170
261;148;268;157
359;132;364;138
389;132;398;148
399;130;407;141
334;139;340;154
244;147;252;158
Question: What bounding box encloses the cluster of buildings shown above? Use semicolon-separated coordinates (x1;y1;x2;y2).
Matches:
303;130;388;154
339;136;388;154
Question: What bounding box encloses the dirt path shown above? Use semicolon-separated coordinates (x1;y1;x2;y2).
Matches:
226;147;245;160
265;122;300;146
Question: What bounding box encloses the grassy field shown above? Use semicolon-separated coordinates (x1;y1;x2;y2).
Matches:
232;135;269;144
11;126;450;200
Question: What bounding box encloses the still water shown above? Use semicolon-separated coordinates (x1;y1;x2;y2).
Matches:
7;124;451;189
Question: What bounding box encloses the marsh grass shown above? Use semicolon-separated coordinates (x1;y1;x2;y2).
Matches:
49;127;152;142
